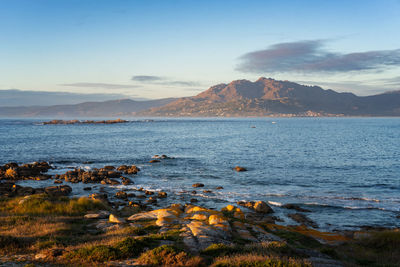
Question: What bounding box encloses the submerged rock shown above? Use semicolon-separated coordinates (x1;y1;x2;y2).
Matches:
233;166;247;172
282;203;311;212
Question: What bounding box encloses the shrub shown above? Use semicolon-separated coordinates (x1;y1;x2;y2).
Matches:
114;237;147;258
5;168;17;179
137;245;202;266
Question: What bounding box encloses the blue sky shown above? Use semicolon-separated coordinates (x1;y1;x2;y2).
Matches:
1;0;400;104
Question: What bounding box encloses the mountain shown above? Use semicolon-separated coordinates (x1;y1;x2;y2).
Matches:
0;98;176;117
139;78;400;117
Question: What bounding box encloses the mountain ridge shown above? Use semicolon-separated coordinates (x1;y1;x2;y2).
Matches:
139;77;400;117
0;98;177;117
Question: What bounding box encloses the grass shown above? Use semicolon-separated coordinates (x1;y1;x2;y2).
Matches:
334;229;400;266
137;245;203;266
0;194;107;216
201;243;241;257
210;253;312;267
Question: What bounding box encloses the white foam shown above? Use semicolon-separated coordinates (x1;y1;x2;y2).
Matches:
268;201;282;206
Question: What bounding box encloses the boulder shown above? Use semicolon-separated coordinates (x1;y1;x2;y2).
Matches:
192;183;204;188
109;214;126;224
158;191;168;198
253;201;274;214
84;210;110;219
44;185;72;196
115;191;128;199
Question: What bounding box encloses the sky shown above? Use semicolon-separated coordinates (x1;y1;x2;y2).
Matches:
1;0;400;105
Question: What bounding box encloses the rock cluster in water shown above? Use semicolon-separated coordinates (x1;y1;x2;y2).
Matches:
0;162;52;180
43;119;128;125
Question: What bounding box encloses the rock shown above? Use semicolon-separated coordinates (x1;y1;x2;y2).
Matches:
222;205;236;212
149;159;160;163
109;214;126;224
192;183;204;188
288;213;318;228
121;177;133;185
103;165;115;170
237;201;255;209
203;190;212;193
191;190;197;194
155;209;180;226
109;179;120;185
120;165;140;174
158;191;168;198
145;190;154;195
209;214;228;226
115;191;128;199
234;166;247;172
233;221;258;242
53;180;63;184
128;207;183;221
190;198;198;203
190;213;208;220
84;210;110;219
146;197;157;204
35;253;47;260
282;203;311;212
44;185;72;196
83;187;92;191
253;201;274;214
216;186;224;190
90;193;108;202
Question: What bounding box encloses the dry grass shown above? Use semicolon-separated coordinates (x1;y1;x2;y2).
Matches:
211;253;311;267
0;194;107;216
335;229;400;266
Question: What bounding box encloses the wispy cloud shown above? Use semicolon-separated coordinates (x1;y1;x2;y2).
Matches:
131;75;201;87
0;89;130;107
237;40;400;73
61;83;139;89
131;75;164;82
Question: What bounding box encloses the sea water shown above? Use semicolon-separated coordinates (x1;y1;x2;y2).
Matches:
0;117;399;231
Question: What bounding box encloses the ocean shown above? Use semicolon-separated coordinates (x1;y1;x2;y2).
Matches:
1;117;399;231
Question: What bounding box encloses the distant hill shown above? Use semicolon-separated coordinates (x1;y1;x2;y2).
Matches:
0;98;176;117
139;78;400;117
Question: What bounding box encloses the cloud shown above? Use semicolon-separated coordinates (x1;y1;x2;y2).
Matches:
237;40;400;73
0;89;131;107
131;75;164;82
61;83;139;89
132;75;201;87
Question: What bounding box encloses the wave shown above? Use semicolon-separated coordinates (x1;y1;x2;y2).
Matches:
268;201;282;206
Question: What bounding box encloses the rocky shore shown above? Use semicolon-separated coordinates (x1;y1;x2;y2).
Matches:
1;160;399;266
